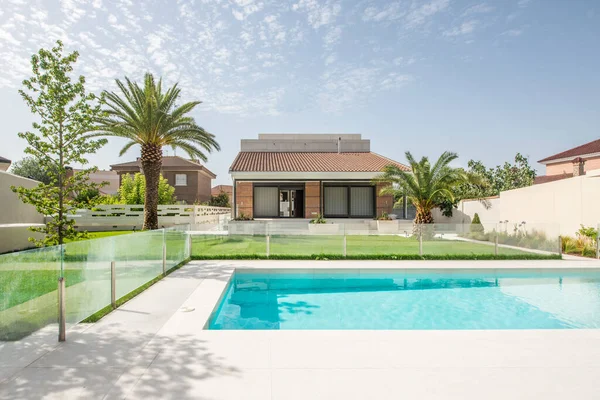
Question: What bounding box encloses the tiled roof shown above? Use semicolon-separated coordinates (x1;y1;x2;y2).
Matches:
229;152;409;172
533;173;573;185
538;138;600;163
111;156;216;178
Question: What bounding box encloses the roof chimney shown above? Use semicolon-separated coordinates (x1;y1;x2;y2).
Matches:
573;157;585;176
337;136;341;154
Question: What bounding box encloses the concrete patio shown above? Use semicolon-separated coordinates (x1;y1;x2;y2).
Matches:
2;259;600;399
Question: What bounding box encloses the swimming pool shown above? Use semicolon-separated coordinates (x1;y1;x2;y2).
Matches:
207;269;600;330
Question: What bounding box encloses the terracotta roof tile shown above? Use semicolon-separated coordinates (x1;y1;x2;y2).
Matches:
111;156;216;178
538;138;600;163
229;152;409;172
533;173;573;185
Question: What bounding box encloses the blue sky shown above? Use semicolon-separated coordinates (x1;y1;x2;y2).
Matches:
0;0;598;185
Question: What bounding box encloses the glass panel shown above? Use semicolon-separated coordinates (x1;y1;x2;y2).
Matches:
350;186;373;217
193;233;267;257
165;224;190;270
115;229;164;300
279;190;290;217
0;245;61;341
62;236;114;327
254;186;278;217
324;186;348;216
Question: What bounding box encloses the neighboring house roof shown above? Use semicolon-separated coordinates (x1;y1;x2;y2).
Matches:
0;156;10;163
229;152;410;173
534;173;573;185
538;138;600;164
212;185;232;195
111;156;216;178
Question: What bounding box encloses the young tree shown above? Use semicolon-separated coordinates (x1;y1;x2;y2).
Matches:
439;153;536;216
88;73;219;229
9;156;53;184
117;173;176;205
11;41;107;246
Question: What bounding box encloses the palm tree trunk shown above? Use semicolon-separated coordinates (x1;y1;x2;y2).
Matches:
141;144;162;230
413;206;434;236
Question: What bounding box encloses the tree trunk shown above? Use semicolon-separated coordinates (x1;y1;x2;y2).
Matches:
413;207;434;236
141;144;162;230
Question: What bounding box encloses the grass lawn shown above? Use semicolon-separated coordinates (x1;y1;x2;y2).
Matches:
192;234;531;257
65;230;134;242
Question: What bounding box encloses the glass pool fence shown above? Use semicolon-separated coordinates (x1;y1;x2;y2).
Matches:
0;225;191;342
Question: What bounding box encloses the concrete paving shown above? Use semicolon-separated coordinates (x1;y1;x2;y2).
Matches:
2;259;600;399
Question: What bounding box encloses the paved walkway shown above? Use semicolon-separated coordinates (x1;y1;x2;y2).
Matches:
2;259;600;399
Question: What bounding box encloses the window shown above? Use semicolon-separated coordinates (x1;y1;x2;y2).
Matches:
175;174;187;186
254;186;279;217
324;184;375;218
324;186;348;216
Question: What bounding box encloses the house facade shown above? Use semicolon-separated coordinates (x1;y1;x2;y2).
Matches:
0;156;10;172
229;134;408;219
111;156;216;204
536;138;600;184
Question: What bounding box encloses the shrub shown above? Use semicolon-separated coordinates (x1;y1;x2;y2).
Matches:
578;225;598;241
376;211;392;221
310;214;327;224
233;212;253;221
470;213;484;233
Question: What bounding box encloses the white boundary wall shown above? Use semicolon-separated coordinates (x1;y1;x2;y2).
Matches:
52;205;231;231
435;171;600;237
0;171;45;253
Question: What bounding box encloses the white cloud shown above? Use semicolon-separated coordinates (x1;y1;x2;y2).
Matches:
518;0;532;8
502;28;523;37
363;0;449;28
405;0;450;28
443;20;478;36
292;0;342;29
323;25;342;48
462;3;495;17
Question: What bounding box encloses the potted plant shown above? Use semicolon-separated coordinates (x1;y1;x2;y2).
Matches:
308;214;340;234
376;212;399;233
228;213;266;235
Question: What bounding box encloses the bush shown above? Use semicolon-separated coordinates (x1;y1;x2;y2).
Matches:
191;253;561;261
310;214;327;224
578;225;598;241
470;213;484;233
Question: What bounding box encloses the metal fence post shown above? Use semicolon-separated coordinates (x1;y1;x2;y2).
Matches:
58;277;66;342
188;233;193;259
162;229;167;276
558;236;563;256
111;261;116;309
596;236;599;260
494;232;499;256
343;235;347;257
266;235;270;258
418;226;423;257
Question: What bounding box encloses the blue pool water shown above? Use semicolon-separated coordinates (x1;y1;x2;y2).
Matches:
208;270;600;330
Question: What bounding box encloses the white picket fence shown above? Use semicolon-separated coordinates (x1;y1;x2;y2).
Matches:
46;205;231;231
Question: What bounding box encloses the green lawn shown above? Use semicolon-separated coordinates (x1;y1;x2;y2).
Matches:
192;234;531;257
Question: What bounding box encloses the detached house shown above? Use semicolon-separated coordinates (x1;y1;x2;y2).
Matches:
536;138;600;184
229;134;409;219
111;156;216;204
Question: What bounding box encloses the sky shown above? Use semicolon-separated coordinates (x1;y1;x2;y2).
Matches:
0;0;598;185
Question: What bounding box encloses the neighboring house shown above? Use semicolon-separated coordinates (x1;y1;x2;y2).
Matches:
0;156;10;171
535;138;600;184
111;156;216;204
229;134;409;219
211;184;233;199
73;169;119;195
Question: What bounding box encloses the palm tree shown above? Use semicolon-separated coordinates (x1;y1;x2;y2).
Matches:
376;151;483;225
88;73;220;229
